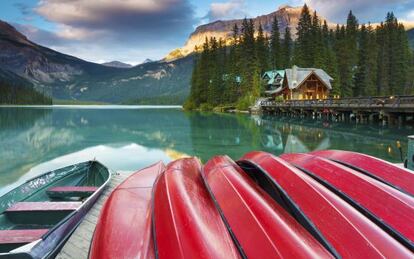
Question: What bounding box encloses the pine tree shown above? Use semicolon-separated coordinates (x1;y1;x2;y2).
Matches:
311;11;324;67
295;4;313;66
354;24;369;96
346;11;359;64
281;26;292;68
325;27;340;96
270;16;281;69
376;22;388;95
256;23;269;74
336;25;353;97
365;23;378;96
227;23;241;103
240;18;258;97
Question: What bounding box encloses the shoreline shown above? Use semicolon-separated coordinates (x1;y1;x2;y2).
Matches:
0;104;183;109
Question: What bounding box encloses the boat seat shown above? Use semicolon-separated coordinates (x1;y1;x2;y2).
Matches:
46;186;98;199
6;202;81;212
0;229;48;245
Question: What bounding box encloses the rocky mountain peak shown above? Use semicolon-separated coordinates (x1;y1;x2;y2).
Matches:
165;6;315;61
102;61;133;69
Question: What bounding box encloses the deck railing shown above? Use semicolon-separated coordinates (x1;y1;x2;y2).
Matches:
260;95;414;110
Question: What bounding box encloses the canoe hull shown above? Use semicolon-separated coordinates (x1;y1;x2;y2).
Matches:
239;151;413;258
311;150;414;196
153;158;241;259
203;156;333;258
89;162;165;259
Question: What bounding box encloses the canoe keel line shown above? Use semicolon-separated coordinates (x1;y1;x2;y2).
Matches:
2;149;414;258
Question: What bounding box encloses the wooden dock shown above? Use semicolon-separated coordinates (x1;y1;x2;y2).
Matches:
56;171;132;259
259;95;414;125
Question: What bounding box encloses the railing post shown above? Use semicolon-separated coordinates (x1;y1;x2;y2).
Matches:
408;136;414;170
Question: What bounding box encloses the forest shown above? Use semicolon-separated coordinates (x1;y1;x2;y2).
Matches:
0;82;52;105
185;4;414;111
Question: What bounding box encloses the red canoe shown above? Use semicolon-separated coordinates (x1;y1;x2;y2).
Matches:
281;153;414;250
202;156;333;258
239;151;412;258
311;150;414;196
153;158;241;259
89;162;165;259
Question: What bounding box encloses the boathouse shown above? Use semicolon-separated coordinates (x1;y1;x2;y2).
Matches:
281;66;333;100
262;70;285;97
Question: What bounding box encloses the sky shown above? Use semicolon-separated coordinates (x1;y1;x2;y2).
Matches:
1;0;413;65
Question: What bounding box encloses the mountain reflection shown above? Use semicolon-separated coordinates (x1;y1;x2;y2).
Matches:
0;107;410;194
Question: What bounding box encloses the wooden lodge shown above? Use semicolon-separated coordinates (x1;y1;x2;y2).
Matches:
263;66;334;101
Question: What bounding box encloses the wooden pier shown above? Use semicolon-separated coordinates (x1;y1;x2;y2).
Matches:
56;171;132;259
259;95;414;125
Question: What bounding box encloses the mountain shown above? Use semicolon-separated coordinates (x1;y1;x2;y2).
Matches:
0;67;51;104
408;28;414;49
0;20;193;104
0;20;117;86
166;5;315;60
142;59;153;64
55;56;194;104
102;61;133;68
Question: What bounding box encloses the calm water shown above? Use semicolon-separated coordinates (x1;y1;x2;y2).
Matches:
0;106;412;195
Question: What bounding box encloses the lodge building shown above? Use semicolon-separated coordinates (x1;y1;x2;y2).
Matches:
262;65;334;100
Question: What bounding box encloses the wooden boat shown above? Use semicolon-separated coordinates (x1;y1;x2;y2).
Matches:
89;162;165;259
281;153;414;250
0;161;111;258
202;156;333;258
238;151;412;258
311;150;414;196
153;158;240;259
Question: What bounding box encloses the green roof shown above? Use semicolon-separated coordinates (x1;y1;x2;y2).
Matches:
262;70;285;80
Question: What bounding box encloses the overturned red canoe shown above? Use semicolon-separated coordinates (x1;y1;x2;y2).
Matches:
203;156;333;258
153;158;240;259
311;150;414;196
239;151;412;258
281;153;414;250
89;162;165;259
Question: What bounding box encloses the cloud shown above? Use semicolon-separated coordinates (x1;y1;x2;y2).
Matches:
293;0;414;24
14;22;177;64
14;2;32;16
19;0;197;63
13;23;66;46
35;0;196;43
205;0;248;22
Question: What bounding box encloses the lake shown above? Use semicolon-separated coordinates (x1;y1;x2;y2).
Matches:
0;106;411;195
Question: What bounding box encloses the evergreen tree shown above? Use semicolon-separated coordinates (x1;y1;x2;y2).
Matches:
311;11;324;67
295;4;313;66
227;23;241;103
365;23;378;96
354;24;369;96
270;16;281;69
281;26;292;68
376;22;388;95
240;18;258;97
256;23;269;74
346;11;359;65
208;37;220;105
336;25;353;97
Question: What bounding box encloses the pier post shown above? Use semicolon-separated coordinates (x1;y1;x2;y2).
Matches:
408;136;414;170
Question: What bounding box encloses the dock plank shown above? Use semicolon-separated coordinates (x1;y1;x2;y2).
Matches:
56;171;132;259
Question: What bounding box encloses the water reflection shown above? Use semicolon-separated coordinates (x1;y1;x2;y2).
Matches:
0;107;411;194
